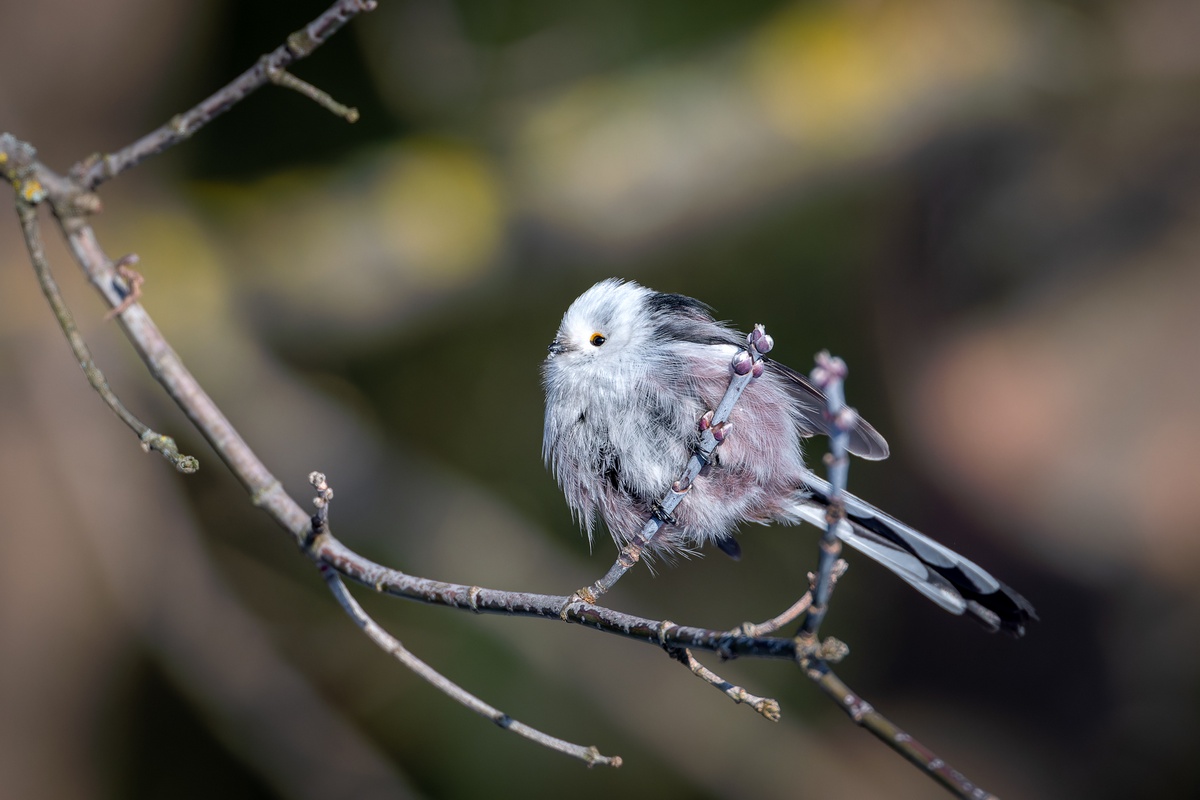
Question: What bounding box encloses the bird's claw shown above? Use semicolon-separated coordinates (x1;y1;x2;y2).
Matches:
651;501;678;526
558;586;597;621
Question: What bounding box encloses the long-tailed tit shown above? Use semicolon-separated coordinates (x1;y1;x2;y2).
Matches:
542;279;1035;635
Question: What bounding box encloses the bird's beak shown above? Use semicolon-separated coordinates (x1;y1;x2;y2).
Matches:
547;339;566;357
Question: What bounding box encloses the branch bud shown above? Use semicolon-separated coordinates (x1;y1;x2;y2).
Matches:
732;350;754;375
751;326;774;355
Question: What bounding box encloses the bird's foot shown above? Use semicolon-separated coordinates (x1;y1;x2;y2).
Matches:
558;585;598;621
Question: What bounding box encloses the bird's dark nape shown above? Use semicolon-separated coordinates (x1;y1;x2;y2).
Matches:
644;291;714;320
646;294;739;347
802;480;1038;637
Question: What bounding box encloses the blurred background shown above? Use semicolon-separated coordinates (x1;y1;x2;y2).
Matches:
2;0;1198;797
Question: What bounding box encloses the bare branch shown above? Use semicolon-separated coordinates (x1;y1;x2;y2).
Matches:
325;565;621;768
13;196;197;473
307;474;621;768
69;0;376;189
805;665;998;800
797;351;852;645
267;65;360;123
311;534;797;658
58;216;292;500
732;560;848;638
658;621;781;722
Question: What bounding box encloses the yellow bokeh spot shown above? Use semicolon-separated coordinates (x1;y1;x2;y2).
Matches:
191;138;505;332
369;139;503;284
746;0;1018;148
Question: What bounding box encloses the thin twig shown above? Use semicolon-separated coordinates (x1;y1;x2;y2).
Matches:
307;474;621;768
733;560;848;638
15;199;198;473
69;0;376;190
267;66;360;122
659;621;781;721
797;351;852;644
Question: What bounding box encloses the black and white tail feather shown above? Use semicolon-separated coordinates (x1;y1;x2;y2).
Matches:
793;472;1037;636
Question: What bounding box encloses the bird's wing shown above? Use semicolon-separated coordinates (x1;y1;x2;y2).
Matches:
645;290;889;460
766;357;890;461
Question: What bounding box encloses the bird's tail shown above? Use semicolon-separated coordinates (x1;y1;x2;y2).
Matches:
787;472;1037;636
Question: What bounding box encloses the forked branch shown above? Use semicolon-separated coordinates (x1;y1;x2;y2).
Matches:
12;193;197;473
69;0;375;190
308;474;621;768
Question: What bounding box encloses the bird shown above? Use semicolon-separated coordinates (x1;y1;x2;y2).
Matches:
542;278;1036;635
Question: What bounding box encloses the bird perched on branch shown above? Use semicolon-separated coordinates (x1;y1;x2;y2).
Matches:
542;279;1036;635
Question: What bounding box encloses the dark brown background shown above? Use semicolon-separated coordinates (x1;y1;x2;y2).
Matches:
2;1;1197;797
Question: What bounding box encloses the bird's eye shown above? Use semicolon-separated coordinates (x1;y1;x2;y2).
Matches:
590;332;607;347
